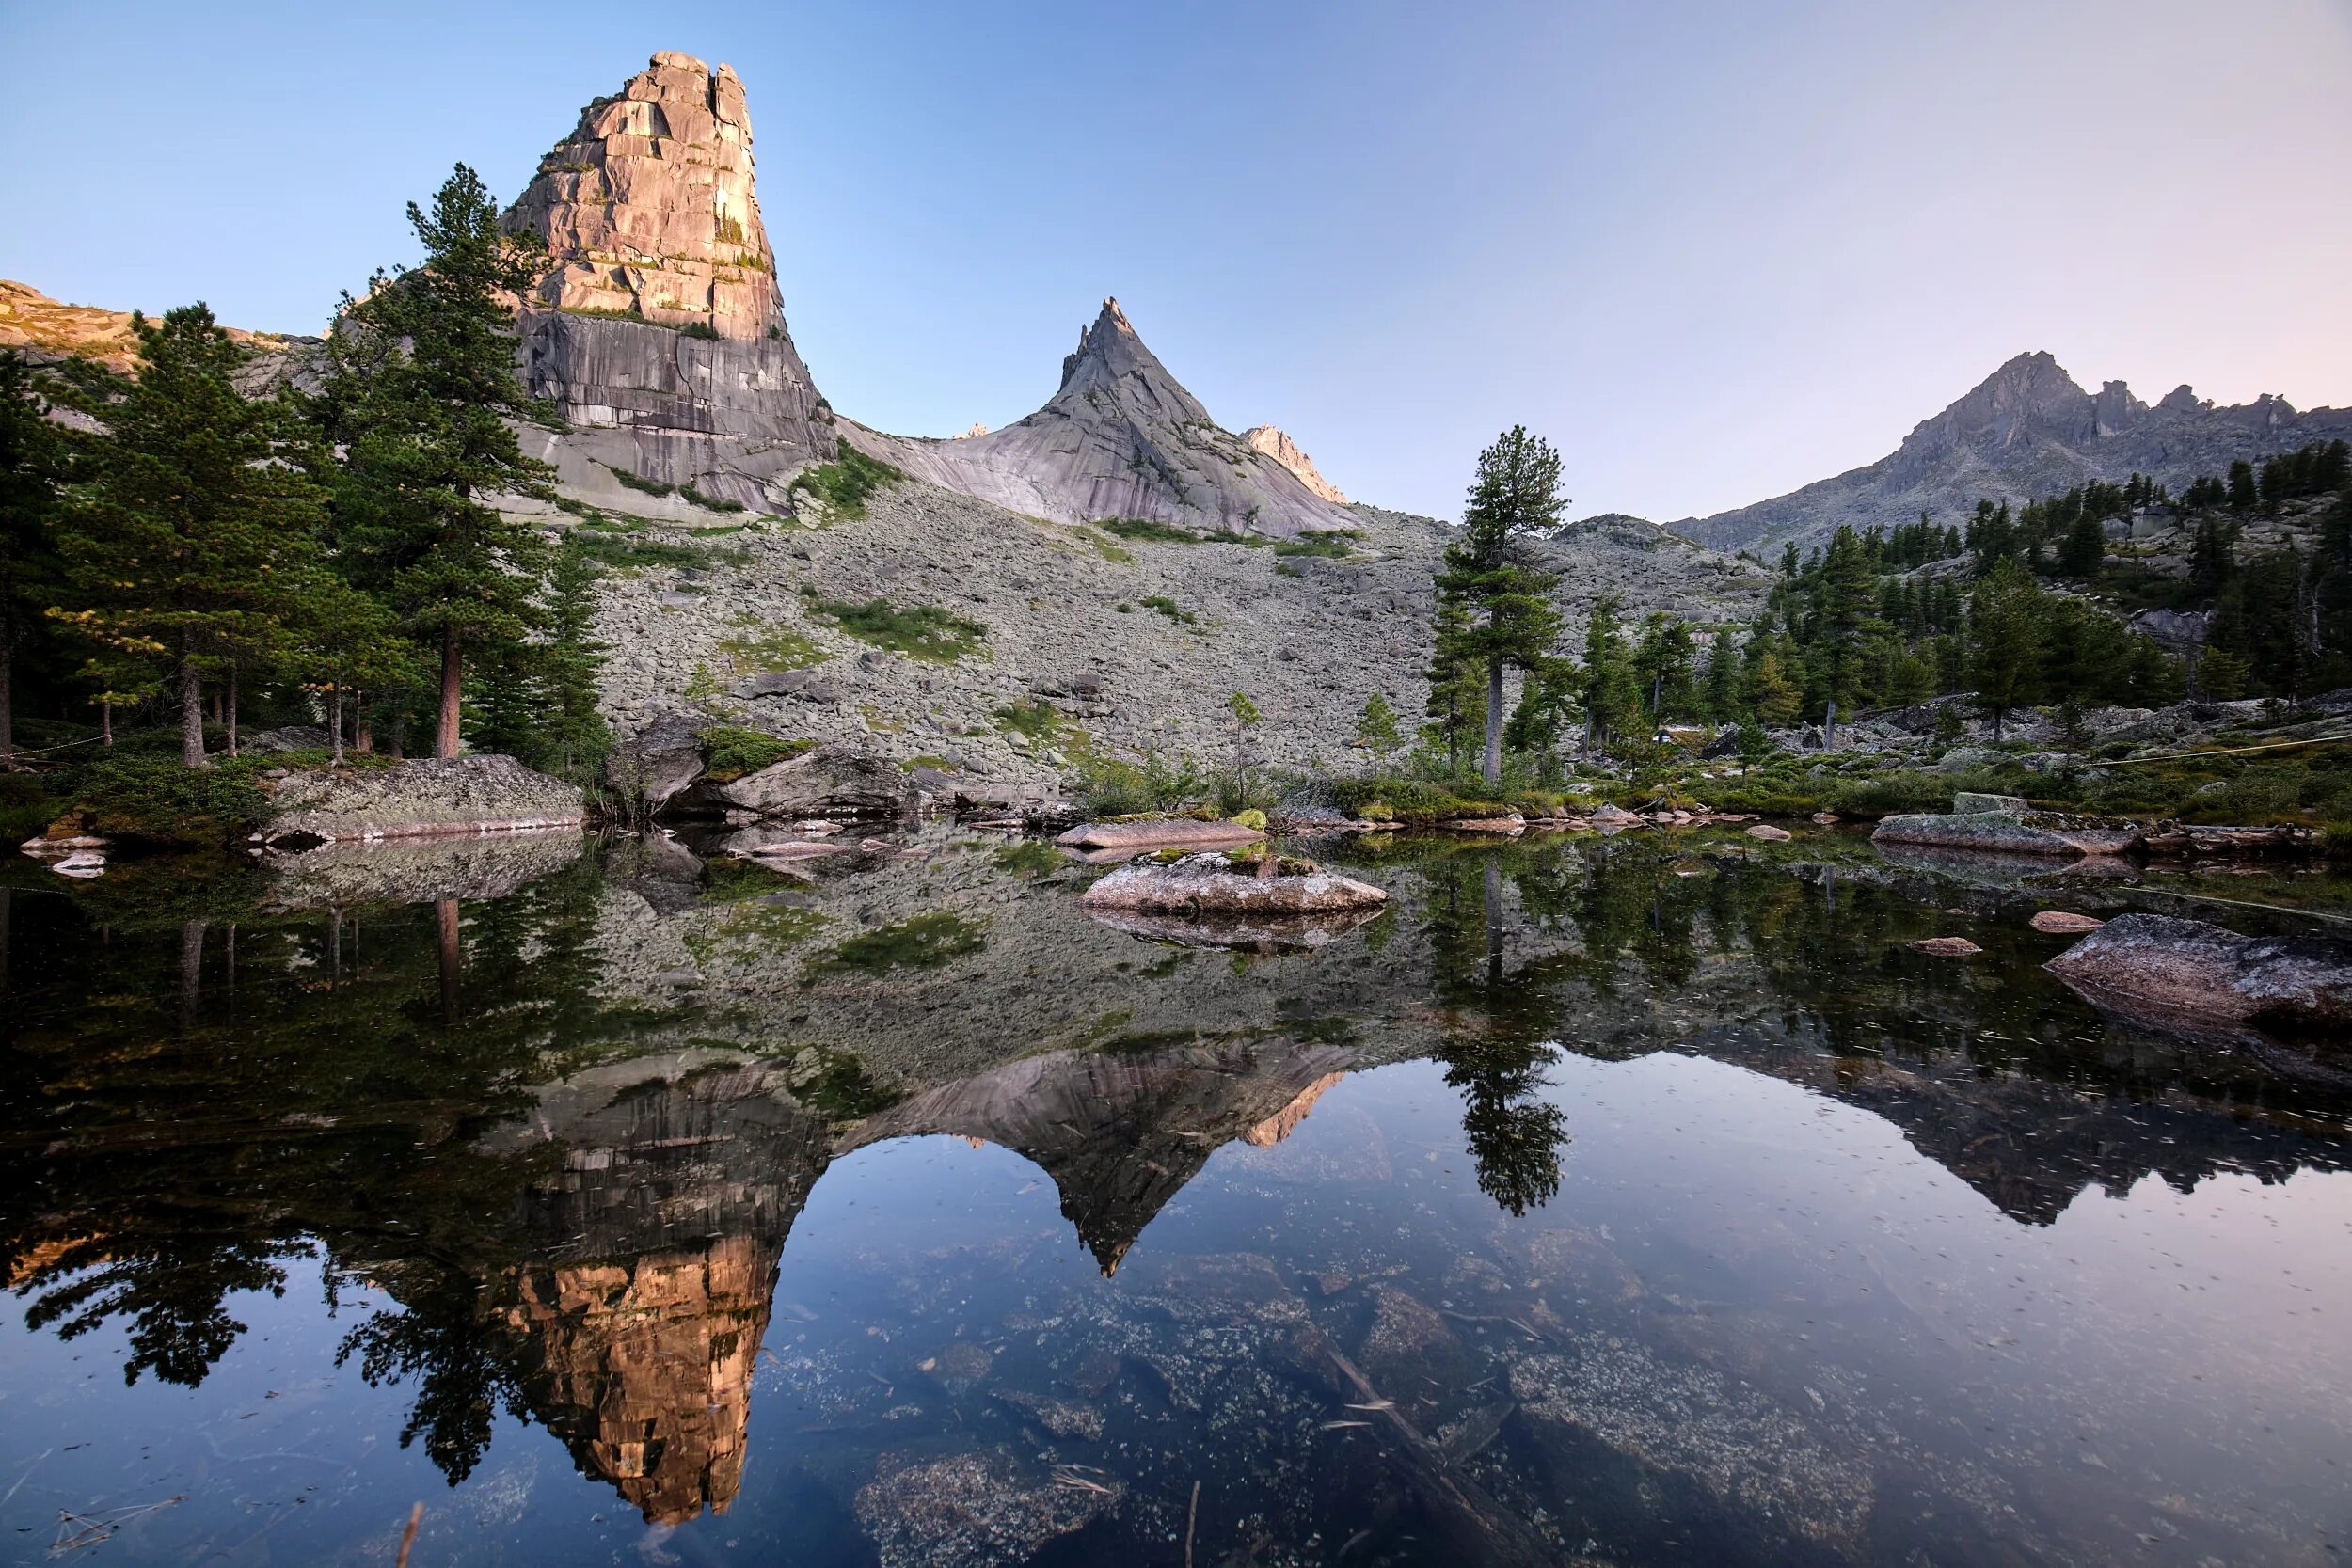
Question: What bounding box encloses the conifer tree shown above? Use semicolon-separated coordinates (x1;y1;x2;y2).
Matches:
2058;510;2106;578
52;306;334;768
0;351;70;766
1702;627;1742;723
2227;459;2259;511
1437;427;1566;784
317;164;554;758
1354;690;1401;776
1422;594;1486;773
1579;594;1643;752
1965;559;2046;740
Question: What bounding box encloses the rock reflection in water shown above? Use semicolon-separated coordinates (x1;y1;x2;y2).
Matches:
1083;902;1385;951
3;827;2350;1567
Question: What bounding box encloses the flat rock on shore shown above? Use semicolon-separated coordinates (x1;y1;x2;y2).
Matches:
262;756;586;846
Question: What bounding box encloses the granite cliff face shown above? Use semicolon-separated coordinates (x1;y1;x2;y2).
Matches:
845;298;1359;536
501;53;834;509
1243;424;1348;503
1674;350;2352;556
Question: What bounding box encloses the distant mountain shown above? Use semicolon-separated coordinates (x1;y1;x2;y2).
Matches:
844;297;1359;537
1671;352;2352;557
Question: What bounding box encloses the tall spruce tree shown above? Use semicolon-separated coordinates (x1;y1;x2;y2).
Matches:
1436;427;1566;784
318;164;554;758
1965;559;2046;740
1580;594;1643;751
1702;627;1743;723
1422;594;1486;773
52;307;333;768
0;352;71;766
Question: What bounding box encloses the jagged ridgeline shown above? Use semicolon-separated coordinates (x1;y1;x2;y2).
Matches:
1675;350;2352;557
499;54;1356;536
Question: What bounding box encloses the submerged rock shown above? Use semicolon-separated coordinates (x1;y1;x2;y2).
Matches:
853;1449;1121;1568
1907;936;1983;957
2030;911;2106;934
2044;913;2352;1030
1054;817;1264;851
262;755;586;845
1078;851;1387;918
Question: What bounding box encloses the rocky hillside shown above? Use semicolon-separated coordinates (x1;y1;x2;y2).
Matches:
845;297;1359;537
0;279;318;395
560;479;1770;789
1675;350;2352;557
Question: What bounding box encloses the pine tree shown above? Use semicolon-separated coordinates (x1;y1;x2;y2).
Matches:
537;540;611;781
1702;627;1742;722
317;164;554;758
1632;612;1698;722
1355;690;1401;776
1965;559;2046;740
2058;510;2106;578
0;351;71;765
1422;593;1486;773
1502;658;1579;783
1580;594;1643;751
1436;427;1567;784
1746;646;1801;728
2227;459;2259;511
52;307;333;768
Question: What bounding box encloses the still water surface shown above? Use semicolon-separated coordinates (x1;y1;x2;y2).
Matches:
2;827;2347;1566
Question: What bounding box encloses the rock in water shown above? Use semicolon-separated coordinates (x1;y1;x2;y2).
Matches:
2045;912;2352;1030
1743;823;1793;842
1056;818;1266;852
1873;807;2141;859
502;52;834;507
262;756;587;845
2030;911;2106;934
1241;424;1349;503
1907;937;1983;957
844;298;1359;537
1079;852;1387;916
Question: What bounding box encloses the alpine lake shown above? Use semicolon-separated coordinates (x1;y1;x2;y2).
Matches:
2;820;2347;1568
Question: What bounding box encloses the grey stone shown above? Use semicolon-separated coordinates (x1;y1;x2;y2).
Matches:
1952;791;2027;815
703;744;906;818
606;712;709;813
2045;912;2352;1029
1873;809;2141;859
262;756;587;845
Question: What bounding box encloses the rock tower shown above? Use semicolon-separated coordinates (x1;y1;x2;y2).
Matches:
503;53;834;508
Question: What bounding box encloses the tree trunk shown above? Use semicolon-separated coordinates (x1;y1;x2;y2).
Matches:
101;698;113;746
437;629;462;758
437;898;460;1026
179;643;208;768
179;919;205;1029
355;694;373;755
1482;657;1504;785
0;631;11;770
330;684;344;765
226;661;238;758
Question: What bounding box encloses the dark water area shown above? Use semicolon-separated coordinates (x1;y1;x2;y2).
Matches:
2;825;2347;1566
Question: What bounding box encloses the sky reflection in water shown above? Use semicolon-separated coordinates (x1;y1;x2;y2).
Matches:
0;828;2346;1566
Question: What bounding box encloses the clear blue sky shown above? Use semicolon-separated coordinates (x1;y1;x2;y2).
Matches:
7;0;2349;521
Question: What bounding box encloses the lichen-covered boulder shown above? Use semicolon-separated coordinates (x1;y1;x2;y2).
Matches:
262;756;586;846
605;713;710;813
1079;851;1387;917
703;744;906;818
2045;913;2352;1030
1873;809;2140;859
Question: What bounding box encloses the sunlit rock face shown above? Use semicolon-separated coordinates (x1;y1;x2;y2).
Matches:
484;1054;832;1523
502;52;834;506
846;298;1361;537
1242;425;1348;505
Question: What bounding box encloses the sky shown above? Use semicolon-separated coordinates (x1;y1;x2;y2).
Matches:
6;0;2349;522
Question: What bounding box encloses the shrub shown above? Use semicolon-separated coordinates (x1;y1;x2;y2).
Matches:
678;321;721;341
1071;748;1205;816
810;596;987;663
1229;808;1268;832
1329;776;1506;824
790;446;904;519
681;482;746;513
1270;531;1354;559
1139;594;1198;625
993;698;1062;741
1098;516;1204;544
55;747;273;846
716;620;826;673
603;464;675;497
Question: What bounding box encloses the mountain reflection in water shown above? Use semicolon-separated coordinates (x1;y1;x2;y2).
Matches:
1;826;2346;1565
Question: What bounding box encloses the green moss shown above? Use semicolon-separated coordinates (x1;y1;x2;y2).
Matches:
698;725;814;783
1098;516;1205;544
993;839;1066;878
810;595;988;663
900;753;958;773
791;1045;902;1119
788;446;904;519
993;698;1063;741
818;911;989;974
715;620;826;675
